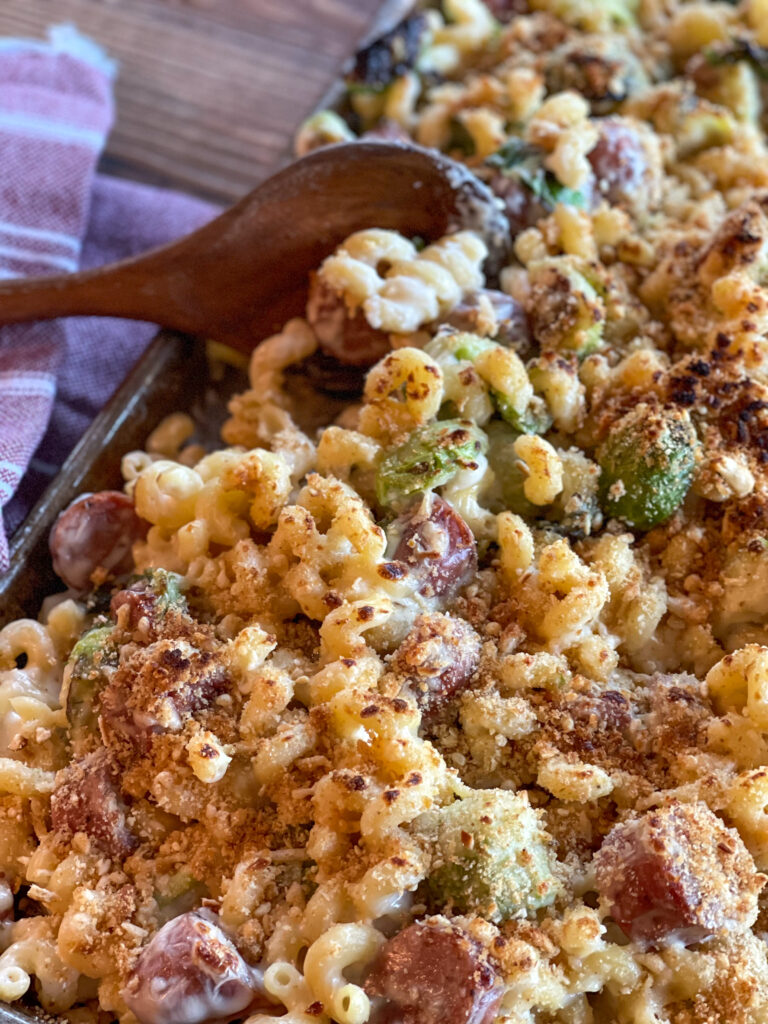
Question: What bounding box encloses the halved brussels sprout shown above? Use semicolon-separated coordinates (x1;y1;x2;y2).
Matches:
376;420;487;509
422;789;560;921
597;403;697;529
528;258;606;357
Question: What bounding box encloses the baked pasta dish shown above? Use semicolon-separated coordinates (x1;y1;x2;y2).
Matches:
6;0;768;1021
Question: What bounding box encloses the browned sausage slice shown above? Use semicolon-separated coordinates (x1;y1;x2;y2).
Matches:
99;641;231;757
391;494;477;600
594;802;764;950
443;289;531;352
123;910;267;1024
390;613;481;722
49;490;147;590
364;919;501;1024
51;748;138;860
111;578;159;632
587;118;659;215
306;273;392;367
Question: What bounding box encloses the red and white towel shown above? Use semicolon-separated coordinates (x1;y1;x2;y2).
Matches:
0;26;218;570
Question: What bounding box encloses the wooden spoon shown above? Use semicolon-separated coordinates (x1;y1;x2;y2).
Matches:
0;142;509;353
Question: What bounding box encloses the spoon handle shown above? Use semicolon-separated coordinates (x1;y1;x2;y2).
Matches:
0;143;510;353
0;247;201;333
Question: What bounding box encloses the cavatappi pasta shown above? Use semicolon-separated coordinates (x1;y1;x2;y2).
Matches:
8;1;768;1022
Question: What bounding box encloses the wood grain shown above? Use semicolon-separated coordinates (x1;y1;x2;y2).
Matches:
0;0;383;203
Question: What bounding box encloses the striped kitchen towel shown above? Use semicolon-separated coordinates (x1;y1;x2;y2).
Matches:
0;26;217;570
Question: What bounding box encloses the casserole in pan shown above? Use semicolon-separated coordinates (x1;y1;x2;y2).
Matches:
5;2;768;1023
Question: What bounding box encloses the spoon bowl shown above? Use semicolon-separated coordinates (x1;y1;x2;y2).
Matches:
0;142;509;352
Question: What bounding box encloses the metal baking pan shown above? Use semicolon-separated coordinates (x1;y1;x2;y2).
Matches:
0;332;246;623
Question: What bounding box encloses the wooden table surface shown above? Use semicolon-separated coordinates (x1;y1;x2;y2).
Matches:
0;0;384;204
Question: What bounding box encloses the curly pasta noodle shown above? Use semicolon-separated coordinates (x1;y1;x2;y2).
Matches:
319;230;487;335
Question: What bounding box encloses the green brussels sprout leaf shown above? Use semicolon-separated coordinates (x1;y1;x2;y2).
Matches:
376;420;487;509
487;139;586;210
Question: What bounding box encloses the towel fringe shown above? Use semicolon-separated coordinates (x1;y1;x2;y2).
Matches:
48;24;117;79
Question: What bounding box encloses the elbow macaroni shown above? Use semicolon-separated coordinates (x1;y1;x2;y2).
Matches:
303;924;384;1024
